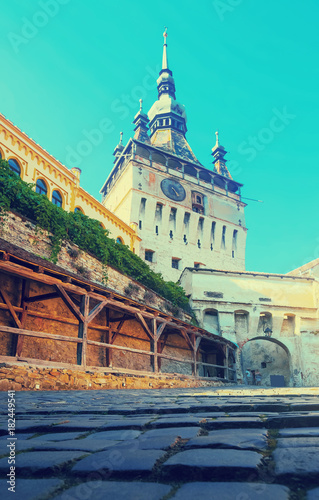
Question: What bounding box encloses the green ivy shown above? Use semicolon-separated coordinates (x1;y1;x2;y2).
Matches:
0;160;190;310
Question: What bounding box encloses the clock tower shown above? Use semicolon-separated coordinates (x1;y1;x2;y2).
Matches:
100;30;247;281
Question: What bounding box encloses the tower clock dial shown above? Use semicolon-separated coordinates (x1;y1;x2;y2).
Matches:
161;178;186;201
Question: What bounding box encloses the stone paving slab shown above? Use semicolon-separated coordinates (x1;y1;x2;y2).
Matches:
3;438;121;453
52;481;172;500
277;437;319;448
142;426;201;439
31;431;86;441
267;413;319;428
89;429;141;440
0;478;64;500
0;450;87;474
279;427;319;437
307;487;319;499
170;482;290;500
148;416;203;427
185;429;268;451
204;416;266;429
273;446;319;478
71;448;166;476
162;448;262;481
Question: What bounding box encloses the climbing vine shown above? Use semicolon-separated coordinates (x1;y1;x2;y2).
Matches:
0;160;190;310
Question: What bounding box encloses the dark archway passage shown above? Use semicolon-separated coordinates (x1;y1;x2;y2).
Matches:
241;337;291;386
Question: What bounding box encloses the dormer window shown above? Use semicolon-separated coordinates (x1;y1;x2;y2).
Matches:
192;192;205;214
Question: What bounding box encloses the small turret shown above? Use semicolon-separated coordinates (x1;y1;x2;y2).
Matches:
212;131;232;179
133;99;150;143
113;131;124;163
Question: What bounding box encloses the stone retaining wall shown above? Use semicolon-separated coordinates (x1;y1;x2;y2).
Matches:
0;362;228;391
0;211;190;321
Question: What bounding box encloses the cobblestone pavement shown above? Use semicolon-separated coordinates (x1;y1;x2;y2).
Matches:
1;387;319;499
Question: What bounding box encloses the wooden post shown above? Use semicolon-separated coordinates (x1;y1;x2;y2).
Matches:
16;280;30;357
151;318;158;373
225;345;229;380
77;294;89;367
105;308;111;368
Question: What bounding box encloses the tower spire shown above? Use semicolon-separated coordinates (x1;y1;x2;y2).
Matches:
212;131;232;179
162;27;168;70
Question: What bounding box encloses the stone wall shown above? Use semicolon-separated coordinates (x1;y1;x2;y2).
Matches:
0;362;229;392
0;211;190;322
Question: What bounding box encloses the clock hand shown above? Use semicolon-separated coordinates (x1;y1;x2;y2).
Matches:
171;187;178;196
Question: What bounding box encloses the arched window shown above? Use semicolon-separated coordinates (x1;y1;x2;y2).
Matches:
8;159;21;176
36;179;47;196
52;190;62;207
116;237;124;244
0;149;3;159
74;207;84;214
203;309;220;334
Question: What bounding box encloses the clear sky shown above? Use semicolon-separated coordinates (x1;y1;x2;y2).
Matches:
1;0;318;274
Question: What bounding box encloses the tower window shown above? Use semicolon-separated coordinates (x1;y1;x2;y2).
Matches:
221;226;226;249
155;225;159;235
183;212;190;227
169;207;177;234
198;217;204;235
145;250;154;262
210;221;216;250
172;258;180;269
36;179;48;196
169;207;177;222
139;197;146;216
192;192;204;214
139;220;142;230
232;229;238;258
155;203;163;222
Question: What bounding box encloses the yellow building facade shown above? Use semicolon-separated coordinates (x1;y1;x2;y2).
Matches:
0;113;140;252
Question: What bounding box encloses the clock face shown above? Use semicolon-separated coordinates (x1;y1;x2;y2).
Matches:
161;178;186;201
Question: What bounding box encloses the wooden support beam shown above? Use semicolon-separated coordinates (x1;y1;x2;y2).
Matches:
26;292;60;303
157;351;193;364
151;318;158;373
87;339;152;356
0;289;22;329
225;344;229;380
156;321;167;341
195;336;202;352
0;325;82;343
180;328;194;351
87;300;108;324
16;280;30;357
105;308;111;368
77;295;89;367
55;284;84;323
135;313;154;340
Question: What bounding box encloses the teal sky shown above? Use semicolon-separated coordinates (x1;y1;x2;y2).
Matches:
1;0;319;274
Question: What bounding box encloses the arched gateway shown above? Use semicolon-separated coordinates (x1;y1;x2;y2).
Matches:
241;336;291;387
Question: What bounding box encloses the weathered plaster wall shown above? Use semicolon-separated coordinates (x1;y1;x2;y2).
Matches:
181;269;319;387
